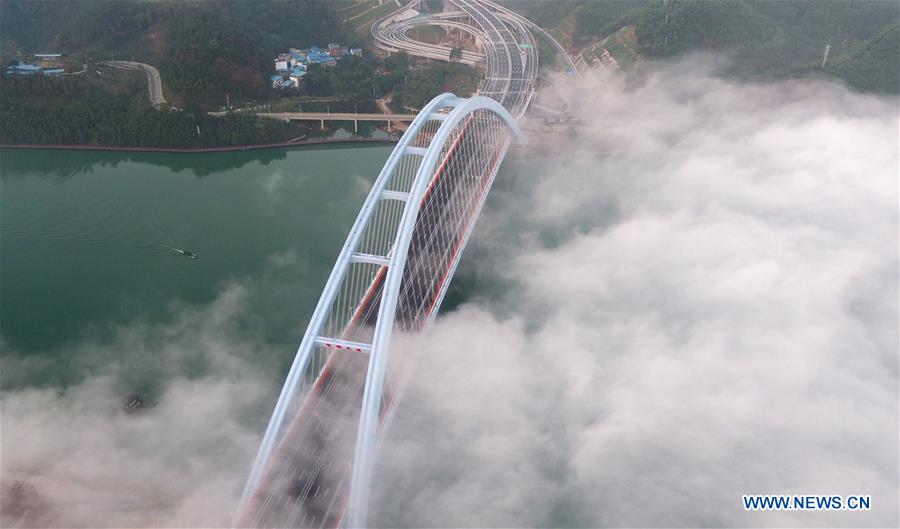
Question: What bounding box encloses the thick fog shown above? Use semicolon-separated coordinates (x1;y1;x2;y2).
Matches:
371;58;899;528
1;285;277;527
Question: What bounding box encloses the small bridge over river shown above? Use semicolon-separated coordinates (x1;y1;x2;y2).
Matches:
209;111;418;133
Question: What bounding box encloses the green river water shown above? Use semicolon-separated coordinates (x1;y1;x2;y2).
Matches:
0;143;558;528
0;146;396;389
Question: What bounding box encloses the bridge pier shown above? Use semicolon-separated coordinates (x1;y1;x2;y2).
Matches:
320;119;325;130
354;119;358;134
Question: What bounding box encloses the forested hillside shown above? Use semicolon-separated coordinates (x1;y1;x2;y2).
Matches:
633;1;777;58
0;0;351;107
504;0;899;94
0;74;311;147
825;22;900;94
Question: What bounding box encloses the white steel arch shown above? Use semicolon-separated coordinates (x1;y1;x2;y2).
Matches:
236;93;524;529
347;94;524;527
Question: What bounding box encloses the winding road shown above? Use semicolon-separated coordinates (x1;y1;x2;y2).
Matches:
100;60;167;109
372;0;539;118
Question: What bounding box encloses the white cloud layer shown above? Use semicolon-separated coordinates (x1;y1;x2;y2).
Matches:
371;58;899;528
1;286;275;527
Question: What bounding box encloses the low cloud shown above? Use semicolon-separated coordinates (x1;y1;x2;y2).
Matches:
1;284;277;528
372;58;898;527
261;170;287;195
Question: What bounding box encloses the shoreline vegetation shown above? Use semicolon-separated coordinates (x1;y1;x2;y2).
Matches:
0;53;477;150
2;1;895;151
0;136;397;154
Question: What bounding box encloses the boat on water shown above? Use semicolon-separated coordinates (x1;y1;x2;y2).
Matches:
165;245;198;259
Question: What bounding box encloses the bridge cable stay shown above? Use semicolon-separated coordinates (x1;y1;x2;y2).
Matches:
235;94;524;529
347;95;525;527
238;0;545;526
234;93;459;528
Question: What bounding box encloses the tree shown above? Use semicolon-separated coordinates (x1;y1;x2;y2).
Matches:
449;47;463;62
385;51;410;73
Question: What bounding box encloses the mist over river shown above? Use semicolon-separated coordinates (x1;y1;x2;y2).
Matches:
1;146;396;391
0;142;531;527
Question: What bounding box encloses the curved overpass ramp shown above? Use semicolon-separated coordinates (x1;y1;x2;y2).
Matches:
372;0;540;117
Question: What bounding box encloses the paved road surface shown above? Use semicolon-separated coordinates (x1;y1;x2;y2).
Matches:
100;61;167;109
371;0;539;118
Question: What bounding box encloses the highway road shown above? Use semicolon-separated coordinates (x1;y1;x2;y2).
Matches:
490;3;580;77
100;60;167;109
371;0;541;119
457;0;537;117
371;10;486;66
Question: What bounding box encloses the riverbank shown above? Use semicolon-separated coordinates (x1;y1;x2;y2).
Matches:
0;136;398;154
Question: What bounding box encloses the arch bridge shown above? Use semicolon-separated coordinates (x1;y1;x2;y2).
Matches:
236;93;524;529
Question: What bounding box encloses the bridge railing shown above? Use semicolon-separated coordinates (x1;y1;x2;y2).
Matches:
235;94;460;527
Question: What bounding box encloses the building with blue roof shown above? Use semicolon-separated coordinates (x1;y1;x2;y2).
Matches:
307;50;337;66
272;75;297;89
272;43;354;88
5;62;42;76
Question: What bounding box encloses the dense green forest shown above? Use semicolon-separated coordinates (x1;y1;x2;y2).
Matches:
825;22;900;95
375;51;480;110
505;0;899;94
393;62;479;109
0;75;314;148
636;0;899;93
502;0;650;43
1;0;351;108
573;1;651;42
634;1;777;57
304;55;377;104
1;0;896;150
277;50;478;112
0;0;373;147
